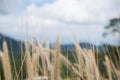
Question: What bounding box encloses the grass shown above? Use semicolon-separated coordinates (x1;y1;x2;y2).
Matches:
1;42;12;80
0;37;120;80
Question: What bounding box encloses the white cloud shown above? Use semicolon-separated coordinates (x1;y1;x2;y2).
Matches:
0;0;22;14
0;0;120;44
26;0;120;23
25;0;43;2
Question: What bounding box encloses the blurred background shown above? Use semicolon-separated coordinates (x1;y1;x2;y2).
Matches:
0;0;120;45
0;0;120;79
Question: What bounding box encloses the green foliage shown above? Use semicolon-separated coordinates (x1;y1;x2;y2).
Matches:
103;17;120;37
0;45;120;79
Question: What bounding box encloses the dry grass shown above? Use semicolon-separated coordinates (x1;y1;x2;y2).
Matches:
53;37;61;80
105;56;112;80
0;38;120;80
25;42;33;80
1;41;12;80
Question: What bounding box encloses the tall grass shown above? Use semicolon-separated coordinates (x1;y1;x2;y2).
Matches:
53;37;60;80
0;38;120;80
25;42;33;80
0;42;12;80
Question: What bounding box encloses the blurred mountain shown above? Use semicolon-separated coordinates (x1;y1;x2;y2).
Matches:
61;42;92;50
0;33;25;54
0;33;115;54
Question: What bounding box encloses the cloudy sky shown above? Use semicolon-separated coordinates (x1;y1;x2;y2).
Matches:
0;0;120;45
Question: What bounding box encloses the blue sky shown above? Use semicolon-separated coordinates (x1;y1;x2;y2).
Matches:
0;0;120;45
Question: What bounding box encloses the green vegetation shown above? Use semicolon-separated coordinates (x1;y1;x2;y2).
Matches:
0;41;120;80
